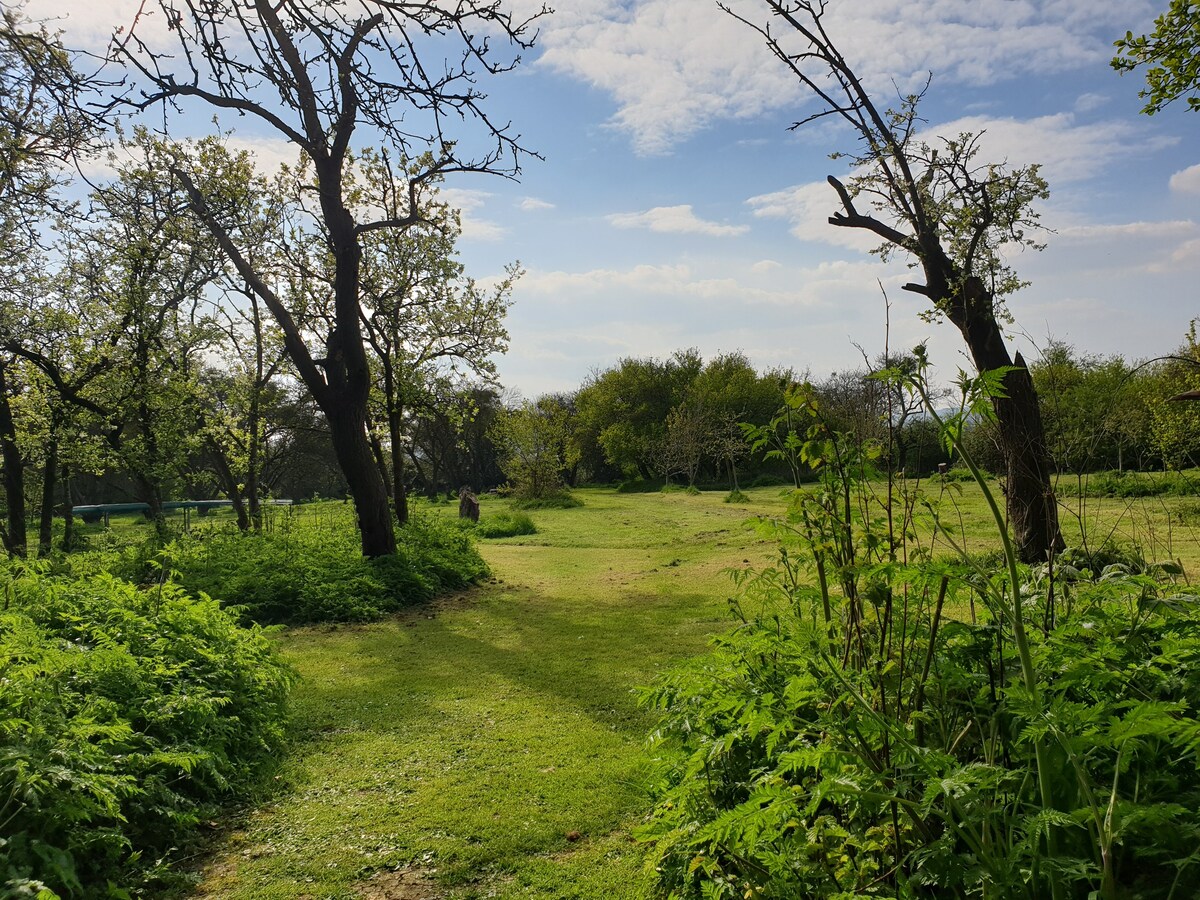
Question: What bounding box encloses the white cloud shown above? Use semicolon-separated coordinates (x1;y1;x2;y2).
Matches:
606;205;748;237
532;0;1156;154
519;197;556;211
747;181;879;254
1074;93;1110;113
1053;220;1197;242
1170;164;1200;195
224;135;300;175
920;113;1176;186
439;188;507;242
747;113;1180;256
518;258;900;308
751;259;781;273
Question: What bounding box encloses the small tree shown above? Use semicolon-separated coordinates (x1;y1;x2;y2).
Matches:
661;399;717;488
491;398;575;501
728;0;1063;562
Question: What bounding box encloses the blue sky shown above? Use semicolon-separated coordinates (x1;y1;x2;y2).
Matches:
31;0;1200;397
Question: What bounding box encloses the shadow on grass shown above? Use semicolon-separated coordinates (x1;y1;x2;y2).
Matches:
285;581;726;750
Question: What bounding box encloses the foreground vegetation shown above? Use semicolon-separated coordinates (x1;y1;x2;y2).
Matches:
11;468;1177;898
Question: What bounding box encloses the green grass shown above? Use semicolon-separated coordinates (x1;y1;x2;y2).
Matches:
181;482;1200;897
187;488;783;898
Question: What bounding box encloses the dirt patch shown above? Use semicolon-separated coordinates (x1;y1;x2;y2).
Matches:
354;867;441;900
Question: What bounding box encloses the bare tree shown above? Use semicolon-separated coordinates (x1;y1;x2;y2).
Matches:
727;0;1063;562
108;0;545;556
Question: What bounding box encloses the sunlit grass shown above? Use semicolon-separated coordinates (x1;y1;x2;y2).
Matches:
185;481;1200;897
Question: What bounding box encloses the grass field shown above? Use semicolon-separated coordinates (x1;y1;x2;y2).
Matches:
178;480;1200;898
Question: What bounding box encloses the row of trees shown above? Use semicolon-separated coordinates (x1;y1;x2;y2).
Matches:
0;116;517;556
490;334;1200;503
0;0;546;558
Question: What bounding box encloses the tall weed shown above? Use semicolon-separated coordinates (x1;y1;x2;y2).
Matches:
639;366;1200;899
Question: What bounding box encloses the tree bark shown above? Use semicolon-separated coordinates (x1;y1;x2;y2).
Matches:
946;277;1063;563
328;401;395;556
38;433;57;556
0;361;27;557
61;464;74;553
387;402;410;526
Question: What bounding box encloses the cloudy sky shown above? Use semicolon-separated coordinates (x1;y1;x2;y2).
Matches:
28;0;1200;396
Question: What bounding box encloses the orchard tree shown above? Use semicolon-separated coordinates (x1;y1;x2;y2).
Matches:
728;0;1063;562
354;150;517;525
0;9;99;555
110;0;546;557
491;396;576;501
1113;0;1200;113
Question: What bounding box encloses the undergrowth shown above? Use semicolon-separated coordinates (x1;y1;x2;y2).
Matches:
72;510;488;625
474;510;538;538
0;564;294;899
639;365;1200;900
1057;469;1199;499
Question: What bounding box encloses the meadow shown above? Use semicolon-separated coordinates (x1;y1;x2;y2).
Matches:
172;478;1200;899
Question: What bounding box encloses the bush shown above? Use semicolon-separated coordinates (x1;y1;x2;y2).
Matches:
639;376;1200;900
1056;469;1200;499
169;512;488;624
509;492;583;510
748;473;789;488
0;567;294;898
723;489;749;504
617;478;664;493
474;510;538;538
639;565;1200;900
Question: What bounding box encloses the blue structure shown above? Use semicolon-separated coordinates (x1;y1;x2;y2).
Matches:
73;499;293;525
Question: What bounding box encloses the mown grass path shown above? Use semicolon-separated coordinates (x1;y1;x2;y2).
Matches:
191;488;784;899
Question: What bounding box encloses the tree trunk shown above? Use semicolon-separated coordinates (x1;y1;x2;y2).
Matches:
948;278;1064;563
367;424;396;523
38;434;58;556
208;438;249;531
0;362;27;557
247;387;263;532
387;403;410;526
61;464;74;553
328;402;396;557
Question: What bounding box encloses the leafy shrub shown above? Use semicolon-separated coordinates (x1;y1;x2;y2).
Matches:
474;510;538;538
724;489;750;504
1057;469;1200;498
639;368;1200;900
617;478;664;493
169;512;488;624
748;473;788;488
509;492;583;510
640;565;1200;900
0;567;294;898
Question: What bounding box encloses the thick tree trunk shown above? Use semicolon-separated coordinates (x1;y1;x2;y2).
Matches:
328;402;396;556
948;278;1064;563
0;362;27;557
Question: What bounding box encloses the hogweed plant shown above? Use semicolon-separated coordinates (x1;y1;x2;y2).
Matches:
638;353;1200;900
